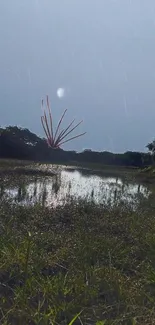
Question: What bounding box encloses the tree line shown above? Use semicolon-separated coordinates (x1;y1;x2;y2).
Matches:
0;126;154;167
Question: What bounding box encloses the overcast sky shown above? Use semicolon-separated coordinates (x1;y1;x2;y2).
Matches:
0;0;155;152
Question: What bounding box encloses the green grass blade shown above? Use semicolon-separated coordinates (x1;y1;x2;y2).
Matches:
68;311;83;325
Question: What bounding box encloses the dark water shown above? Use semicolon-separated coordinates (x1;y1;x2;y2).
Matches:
0;165;150;207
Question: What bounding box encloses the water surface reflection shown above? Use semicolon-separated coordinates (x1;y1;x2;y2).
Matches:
0;168;150;207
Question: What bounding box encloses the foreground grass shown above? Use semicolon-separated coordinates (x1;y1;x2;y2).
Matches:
1;195;155;324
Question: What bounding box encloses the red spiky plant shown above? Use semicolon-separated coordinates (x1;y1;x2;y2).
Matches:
41;95;86;148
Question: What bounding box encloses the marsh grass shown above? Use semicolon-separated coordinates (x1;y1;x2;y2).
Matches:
0;159;31;168
0;158;137;177
0;159;57;177
0;193;155;324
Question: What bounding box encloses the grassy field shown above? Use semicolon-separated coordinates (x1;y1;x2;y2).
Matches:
1;159;155;324
1;193;155;324
0;159;58;177
0;158;139;178
0;158;137;170
0;158;153;189
0;159;31;168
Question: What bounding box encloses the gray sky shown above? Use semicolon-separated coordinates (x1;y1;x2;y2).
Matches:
0;0;155;152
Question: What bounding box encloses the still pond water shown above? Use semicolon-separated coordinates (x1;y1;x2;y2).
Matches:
0;165;150;207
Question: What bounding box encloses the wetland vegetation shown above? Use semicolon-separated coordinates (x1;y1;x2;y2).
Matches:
1;159;155;324
1;126;155;324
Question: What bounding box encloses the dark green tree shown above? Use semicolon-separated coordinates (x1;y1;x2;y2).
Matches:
146;140;155;164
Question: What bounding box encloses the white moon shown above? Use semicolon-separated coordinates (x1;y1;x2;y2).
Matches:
57;88;65;98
